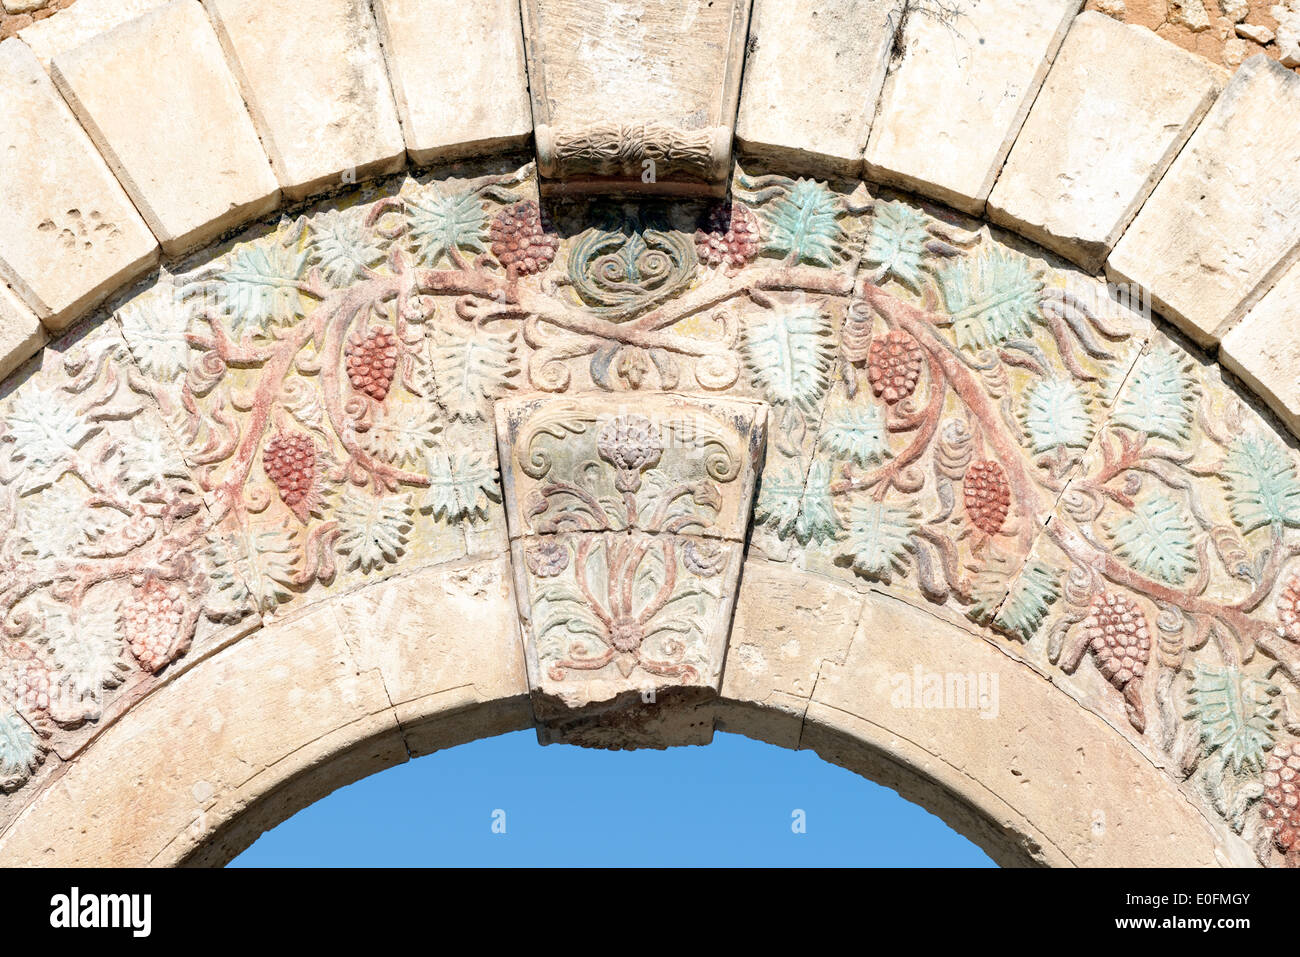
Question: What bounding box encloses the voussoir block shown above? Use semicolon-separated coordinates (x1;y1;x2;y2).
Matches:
49;0;280;257
372;0;532;167
1221;258;1300;438
0;38;158;330
987;12;1222;272
865;0;1084;215
203;0;407;201
1107;55;1300;347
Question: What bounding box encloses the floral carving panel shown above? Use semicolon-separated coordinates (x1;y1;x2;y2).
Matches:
496;392;765;747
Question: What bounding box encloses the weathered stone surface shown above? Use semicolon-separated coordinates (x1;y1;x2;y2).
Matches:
50;0;279;256
18;0;168;66
1107;55;1300;346
716;561;864;749
372;0;532;166
330;556;530;744
803;591;1248;867
865;0;1084;215
522;0;748;193
0;38;157;330
203;0;406;201
0;284;46;381
988;12;1222;271
1221;258;1300;436
735;0;903;176
0;602;403;866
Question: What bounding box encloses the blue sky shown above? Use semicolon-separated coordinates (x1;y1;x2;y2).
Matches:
231;729;995;867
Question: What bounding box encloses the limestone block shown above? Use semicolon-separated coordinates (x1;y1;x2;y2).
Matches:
329;556;531;753
203;0;406;200
0;285;47;381
1221;259;1300;437
50;0;280;257
1107;56;1300;347
0;39;157;330
716;562;864;749
804;592;1237;867
987;12;1221;271
0;603;404;867
18;0;170;67
372;0;532;166
865;0;1084;215
734;0;904;176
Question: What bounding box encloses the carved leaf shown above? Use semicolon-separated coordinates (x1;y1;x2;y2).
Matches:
754;460;842;545
1019;379;1092;454
2;388;101;495
741;304;835;411
406;188;488;267
205;525;299;615
937;249;1043;350
992;562;1061;642
0;708;40;789
41;602;131;700
360;407;442;468
214;240;312;333
116;294;192;381
840;501;918;583
308;208;385;285
819;405;892;468
422;450;501;522
863;201;931;293
431;322;519;421
1112;349;1197;441
1186;664;1279;773
1221;435;1300;534
335;491;414;573
1107;494;1196;586
761;179;842;266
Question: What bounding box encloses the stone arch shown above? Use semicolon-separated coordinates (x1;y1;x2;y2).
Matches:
0;0;1298;868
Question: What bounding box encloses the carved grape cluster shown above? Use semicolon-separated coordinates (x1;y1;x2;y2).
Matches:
2;648;52;715
963;461;1010;536
124;577;185;673
867;330;923;405
1277;573;1300;642
1263;741;1300;861
491;200;559;279
263;431;320;523
695;202;759;269
1082;592;1150;730
346;326;399;402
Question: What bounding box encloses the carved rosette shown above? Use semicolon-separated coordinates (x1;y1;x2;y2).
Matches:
495;392;766;747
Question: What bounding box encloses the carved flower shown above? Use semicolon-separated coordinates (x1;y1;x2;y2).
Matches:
525;541;569;578
597;415;663;492
682;539;725;578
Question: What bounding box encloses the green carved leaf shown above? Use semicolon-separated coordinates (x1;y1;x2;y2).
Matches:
308;208;385;285
761;179;843;266
430;322;520;421
1185;664;1279;773
1112;349;1198;441
205;524;299;614
991;562;1060;642
335;492;414;573
839;501;918;583
818;405;892;468
3;387;102;495
407;188;488;267
863;201;931;293
754;460;843;545
116;293;192;381
741;304;835;410
214;240;312;333
422;450;501;523
1107;494;1196;585
1221;434;1300;534
937;249;1044;350
0;708;41;786
1020;379;1092;454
